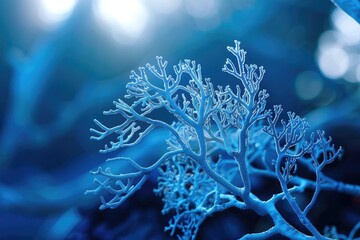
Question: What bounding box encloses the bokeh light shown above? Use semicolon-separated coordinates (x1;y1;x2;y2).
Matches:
295;71;323;100
36;0;78;28
331;8;360;45
317;46;349;79
93;0;149;44
316;8;360;82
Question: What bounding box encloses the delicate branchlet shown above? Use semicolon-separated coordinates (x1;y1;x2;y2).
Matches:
155;156;214;239
88;41;360;240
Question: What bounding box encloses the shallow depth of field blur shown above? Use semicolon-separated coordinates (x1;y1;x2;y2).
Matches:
0;0;359;239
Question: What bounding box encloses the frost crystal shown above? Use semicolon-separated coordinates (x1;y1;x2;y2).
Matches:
87;41;360;239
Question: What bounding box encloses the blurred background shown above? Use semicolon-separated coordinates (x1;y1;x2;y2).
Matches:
0;0;359;239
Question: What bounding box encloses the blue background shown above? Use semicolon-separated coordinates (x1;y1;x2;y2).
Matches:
0;0;359;239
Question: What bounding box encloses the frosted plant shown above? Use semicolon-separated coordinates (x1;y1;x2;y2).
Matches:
87;41;360;239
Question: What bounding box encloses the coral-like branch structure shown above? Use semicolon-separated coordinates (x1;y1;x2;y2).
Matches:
88;41;360;239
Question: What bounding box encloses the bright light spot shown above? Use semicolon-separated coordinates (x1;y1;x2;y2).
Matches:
318;30;344;52
150;0;181;14
37;0;78;28
317;46;349;79
93;0;149;44
185;0;219;19
316;8;360;84
295;71;323;100
332;8;360;45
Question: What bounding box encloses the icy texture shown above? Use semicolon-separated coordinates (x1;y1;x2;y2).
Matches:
88;41;360;239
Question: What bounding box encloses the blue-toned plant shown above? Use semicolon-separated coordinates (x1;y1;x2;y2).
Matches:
87;41;360;239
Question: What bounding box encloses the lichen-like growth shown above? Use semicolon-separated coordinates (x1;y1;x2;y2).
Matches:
87;41;360;239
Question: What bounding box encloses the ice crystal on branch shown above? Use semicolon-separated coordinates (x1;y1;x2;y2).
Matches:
88;41;360;239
